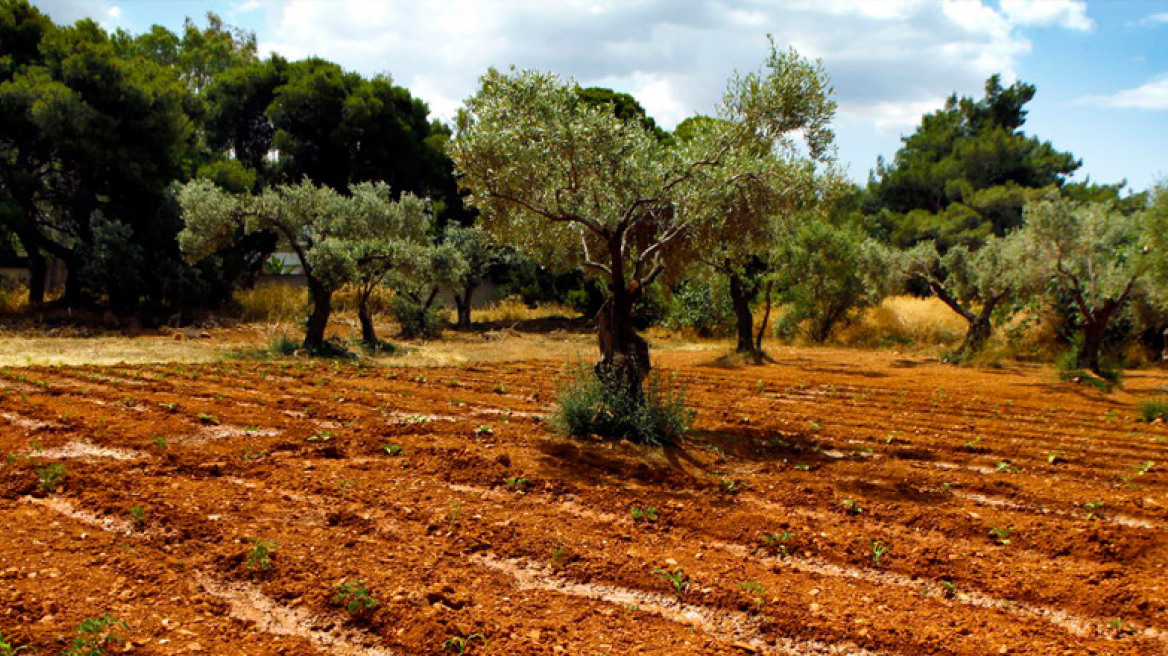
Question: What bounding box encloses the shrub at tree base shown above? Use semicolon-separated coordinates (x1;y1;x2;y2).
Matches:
553;364;693;446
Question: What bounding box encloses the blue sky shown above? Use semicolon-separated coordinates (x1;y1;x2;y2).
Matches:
34;0;1168;193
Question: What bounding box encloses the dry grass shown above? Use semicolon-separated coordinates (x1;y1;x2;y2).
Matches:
462;296;578;324
234;282;308;323
835;296;967;348
0;334;253;366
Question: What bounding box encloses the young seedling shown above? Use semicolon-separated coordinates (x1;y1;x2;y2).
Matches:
738;581;767;609
332;579;379;617
493;383;508;394
503;476;528;492
869;540;889;567
63;614;128;656
760;532;796;557
0;631;28;656
652;567;691;599
197;413;220;426
129;506;146;530
550;548;570;571
995;461;1019;474
307;431;333;442
244;537;277;571
939;580;958;599
1083;499;1105;520
718;477;744;494
151;435;169;450
474;425;495;436
441;634;487;654
36;463;67;494
842;499;863;515
1046;451;1066;465
382;443;404;456
988;526;1012;545
630;506;659;523
446;501;463;523
793;463;811;471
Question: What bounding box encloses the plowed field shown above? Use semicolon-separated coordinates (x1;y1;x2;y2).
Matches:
1;347;1166;655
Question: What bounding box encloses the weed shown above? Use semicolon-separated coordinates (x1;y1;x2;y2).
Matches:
158;402;177;412
842;498;863;515
630;506;659;523
738;581;767;609
197;413;220;426
63;614;128;656
1107;618;1125;634
939;580;958;599
474;425;494;437
244;537;277;571
446;501;463;523
129;506;146;530
962;436;983;451
307;431;333;442
1139;399;1168;422
151;435;168;450
441;634;487;654
36;463;66;494
1136;461;1156;475
552;363;693;446
382;443;404;456
550;548;570;571
760;531;796;557
808;420;822;431
493;383;508;394
717;477;744;494
869;540;889;567
1046;451;1066;465
502;476;528;492
1083;499;1105;520
0;632;27;656
988;526;1012;545
332;579;379;616
653;567;691;599
995;461;1019;474
792;463;811;471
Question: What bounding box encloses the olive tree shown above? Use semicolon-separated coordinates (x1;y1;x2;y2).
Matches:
898;231;1036;359
451;42;834;398
673;112;834;354
177;179;432;350
1019;195;1149;374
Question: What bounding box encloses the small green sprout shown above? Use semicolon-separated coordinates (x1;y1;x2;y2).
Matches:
129;506;146;529
842;498;863;515
870;540;889;567
151;435;168;450
630;506;659;523
332;579;379;616
717;477;744;494
441;634;487;654
0;631;28;655
1046;451;1066;464
988;526;1012;545
550;548;570;571
474;425;494;436
63;614;128;656
36;463;67;494
653;567;691;599
244;537;277;571
503;476;528;492
760;531;796;557
307;431;333;442
1084;499;1105;520
382;443;404;456
792;463;811;471
995;461;1019;474
197;413;220;426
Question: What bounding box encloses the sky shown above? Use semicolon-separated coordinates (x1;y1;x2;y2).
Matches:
32;0;1168;193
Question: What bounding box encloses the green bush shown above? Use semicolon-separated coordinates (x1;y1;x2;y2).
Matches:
552;363;693;446
1139;399;1168;422
662;280;733;337
389;296;445;339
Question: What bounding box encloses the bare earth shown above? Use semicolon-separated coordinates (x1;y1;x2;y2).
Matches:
1;343;1166;655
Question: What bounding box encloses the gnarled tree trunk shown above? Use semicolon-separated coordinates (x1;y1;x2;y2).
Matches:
357;286;378;347
453;284;474;330
728;272;757;354
303;278;333;350
595;252;650;401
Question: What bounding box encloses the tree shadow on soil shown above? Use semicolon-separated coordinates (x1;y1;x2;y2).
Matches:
701;350;777;370
465;316;593;335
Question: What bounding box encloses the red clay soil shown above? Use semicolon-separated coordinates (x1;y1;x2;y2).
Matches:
1;346;1166;655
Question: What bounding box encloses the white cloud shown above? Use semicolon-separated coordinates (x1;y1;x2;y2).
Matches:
1078;74;1168;110
105;5;121;19
1138;11;1168;25
251;0;1059;133
999;0;1094;31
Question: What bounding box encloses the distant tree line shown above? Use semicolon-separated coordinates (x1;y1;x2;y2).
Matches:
3;0;1167;380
